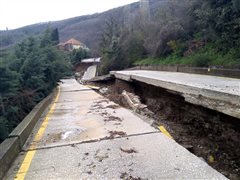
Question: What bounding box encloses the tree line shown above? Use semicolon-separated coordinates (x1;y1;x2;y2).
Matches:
0;28;71;142
99;0;240;74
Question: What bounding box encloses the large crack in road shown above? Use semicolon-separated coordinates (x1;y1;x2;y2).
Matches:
4;79;230;179
90;78;240;180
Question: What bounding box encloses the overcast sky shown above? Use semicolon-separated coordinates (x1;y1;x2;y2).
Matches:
0;0;138;30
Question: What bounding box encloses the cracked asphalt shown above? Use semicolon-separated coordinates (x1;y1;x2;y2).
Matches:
5;79;227;179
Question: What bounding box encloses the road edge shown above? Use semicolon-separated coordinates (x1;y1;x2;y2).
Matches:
0;88;57;179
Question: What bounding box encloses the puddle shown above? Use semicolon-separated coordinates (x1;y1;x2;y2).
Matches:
61;131;75;140
61;128;87;140
45;128;87;143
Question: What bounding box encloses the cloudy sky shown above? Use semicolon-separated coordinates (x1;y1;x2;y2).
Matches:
0;0;138;30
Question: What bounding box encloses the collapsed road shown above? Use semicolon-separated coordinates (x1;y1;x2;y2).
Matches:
4;79;227;179
90;70;240;179
110;70;240;119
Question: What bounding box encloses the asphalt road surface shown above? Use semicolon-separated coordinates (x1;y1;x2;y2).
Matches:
5;79;227;179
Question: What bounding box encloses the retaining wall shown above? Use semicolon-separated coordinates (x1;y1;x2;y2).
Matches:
0;88;57;179
128;65;240;79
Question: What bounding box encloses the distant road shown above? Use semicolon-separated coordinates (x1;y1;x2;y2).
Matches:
82;64;97;81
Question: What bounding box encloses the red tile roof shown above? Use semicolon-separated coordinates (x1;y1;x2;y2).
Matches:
64;38;81;45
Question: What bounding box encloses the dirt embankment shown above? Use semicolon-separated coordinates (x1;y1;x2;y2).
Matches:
90;79;240;180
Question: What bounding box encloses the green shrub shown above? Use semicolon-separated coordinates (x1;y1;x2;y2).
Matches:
191;55;212;67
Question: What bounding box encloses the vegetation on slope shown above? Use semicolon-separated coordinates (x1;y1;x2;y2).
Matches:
0;1;163;53
99;0;240;74
70;48;91;65
0;0;240;141
0;29;71;142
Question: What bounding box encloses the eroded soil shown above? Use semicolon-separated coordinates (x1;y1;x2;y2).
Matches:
89;79;240;180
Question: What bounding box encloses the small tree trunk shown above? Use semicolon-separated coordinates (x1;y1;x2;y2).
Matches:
0;94;6;116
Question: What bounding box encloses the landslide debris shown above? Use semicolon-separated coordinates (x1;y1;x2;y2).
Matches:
89;78;240;180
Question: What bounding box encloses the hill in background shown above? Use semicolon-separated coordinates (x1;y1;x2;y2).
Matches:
0;0;164;54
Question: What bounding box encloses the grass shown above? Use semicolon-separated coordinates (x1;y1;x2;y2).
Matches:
135;45;240;69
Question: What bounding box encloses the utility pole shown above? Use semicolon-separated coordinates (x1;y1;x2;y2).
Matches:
140;0;150;20
123;5;133;32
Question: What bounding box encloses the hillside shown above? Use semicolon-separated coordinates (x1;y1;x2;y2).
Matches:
1;0;238;70
0;0;164;53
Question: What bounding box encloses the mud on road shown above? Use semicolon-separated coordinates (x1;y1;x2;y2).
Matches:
89;78;240;180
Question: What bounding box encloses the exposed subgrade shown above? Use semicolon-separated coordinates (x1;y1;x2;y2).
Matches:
89;78;240;180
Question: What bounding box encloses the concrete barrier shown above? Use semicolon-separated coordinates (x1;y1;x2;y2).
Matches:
0;137;20;179
128;65;240;79
9;94;52;147
0;88;57;180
